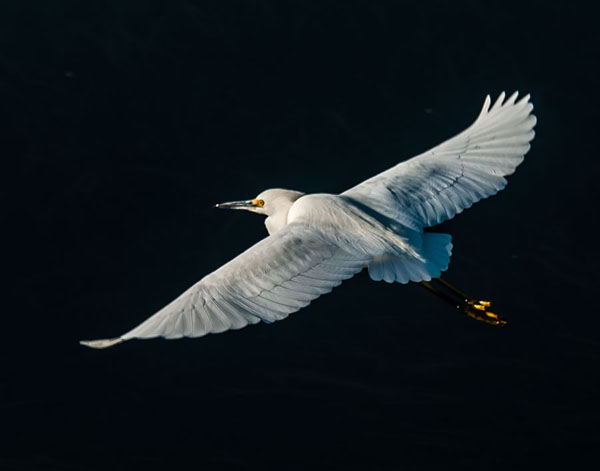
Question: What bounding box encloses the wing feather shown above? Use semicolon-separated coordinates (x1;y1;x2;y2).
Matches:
81;224;369;347
343;92;536;229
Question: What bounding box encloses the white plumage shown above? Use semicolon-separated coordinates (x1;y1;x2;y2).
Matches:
343;91;535;229
81;91;535;349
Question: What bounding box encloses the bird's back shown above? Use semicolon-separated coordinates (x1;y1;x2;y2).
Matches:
288;193;422;259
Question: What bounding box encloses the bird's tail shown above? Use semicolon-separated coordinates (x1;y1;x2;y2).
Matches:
367;232;452;283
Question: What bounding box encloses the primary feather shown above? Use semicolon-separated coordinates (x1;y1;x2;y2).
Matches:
343;91;536;229
119;225;370;342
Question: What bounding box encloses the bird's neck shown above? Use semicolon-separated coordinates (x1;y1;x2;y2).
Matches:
264;197;301;235
265;211;289;235
262;191;306;235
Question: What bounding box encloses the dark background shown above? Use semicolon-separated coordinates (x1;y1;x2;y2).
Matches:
2;1;600;469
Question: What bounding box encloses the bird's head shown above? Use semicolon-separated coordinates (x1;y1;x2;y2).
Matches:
215;188;304;217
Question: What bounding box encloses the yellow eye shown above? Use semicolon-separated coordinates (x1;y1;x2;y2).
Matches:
254;199;265;208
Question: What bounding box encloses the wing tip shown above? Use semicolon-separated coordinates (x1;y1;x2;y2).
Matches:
518;92;532;105
477;90;534;124
507;90;519;105
80;337;124;349
490;91;506;111
478;94;492;119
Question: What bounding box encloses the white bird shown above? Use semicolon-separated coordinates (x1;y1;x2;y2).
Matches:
81;91;536;349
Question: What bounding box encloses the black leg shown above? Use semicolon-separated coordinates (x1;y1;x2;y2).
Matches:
420;281;462;309
421;278;507;327
434;277;470;301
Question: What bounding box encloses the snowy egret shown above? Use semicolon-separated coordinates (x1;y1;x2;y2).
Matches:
81;91;535;349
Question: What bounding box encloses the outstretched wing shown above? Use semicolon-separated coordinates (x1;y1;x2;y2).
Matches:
80;224;370;348
343;91;536;229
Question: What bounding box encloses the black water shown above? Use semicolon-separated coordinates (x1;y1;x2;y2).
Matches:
3;1;600;469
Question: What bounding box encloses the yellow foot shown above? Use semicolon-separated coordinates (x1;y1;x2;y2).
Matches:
462;303;507;326
467;299;492;311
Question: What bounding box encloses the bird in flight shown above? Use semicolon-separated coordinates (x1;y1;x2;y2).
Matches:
81;91;536;349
